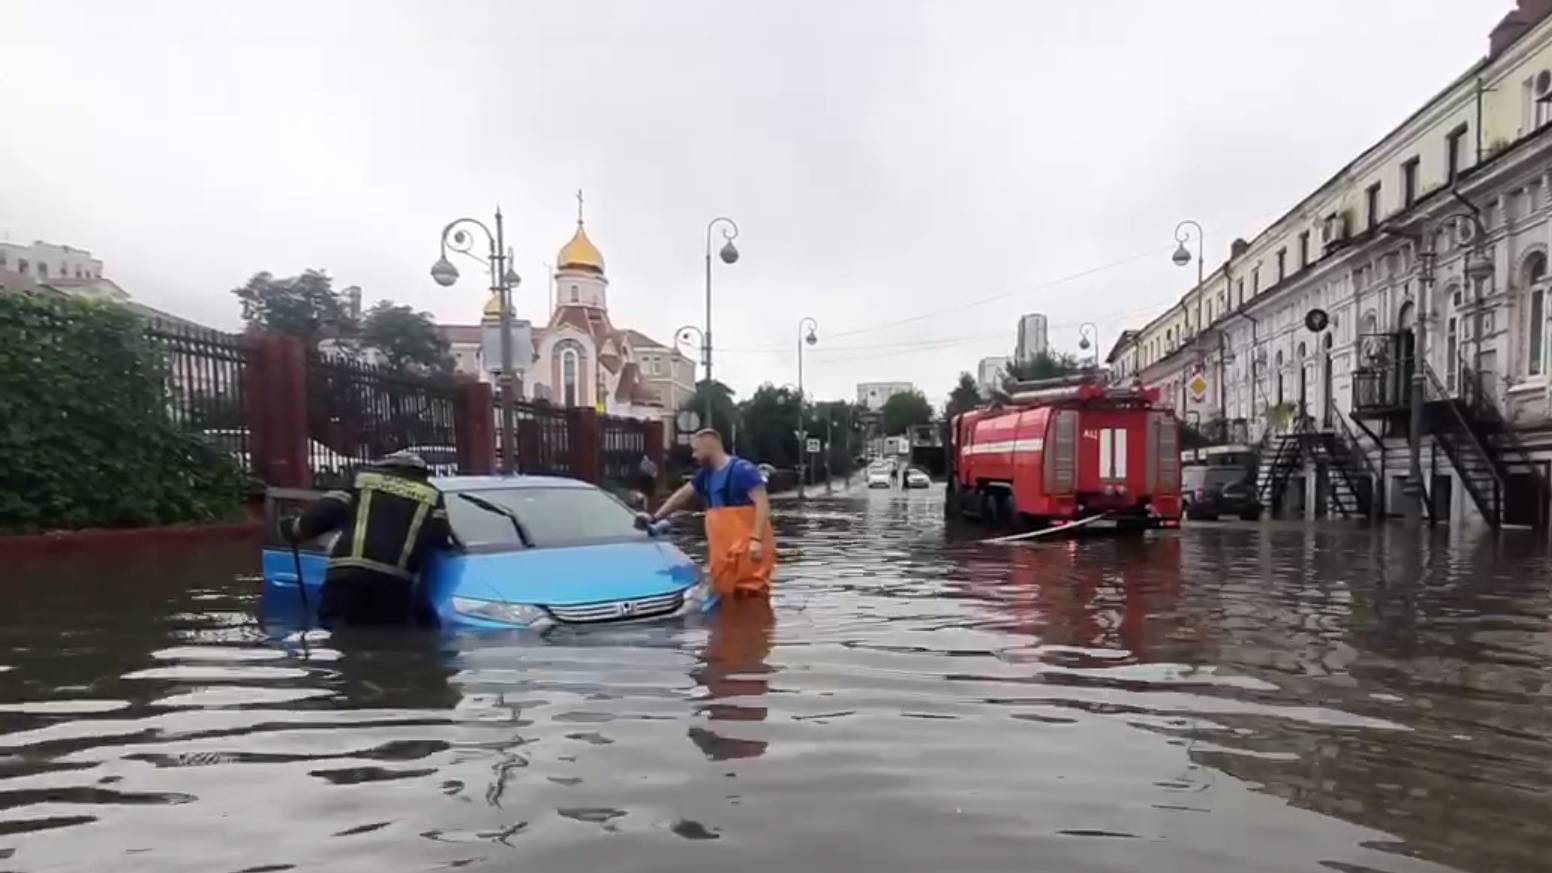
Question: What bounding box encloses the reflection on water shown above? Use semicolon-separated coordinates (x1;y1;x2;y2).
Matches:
0;497;1548;872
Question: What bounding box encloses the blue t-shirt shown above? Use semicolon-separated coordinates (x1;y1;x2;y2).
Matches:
692;457;765;509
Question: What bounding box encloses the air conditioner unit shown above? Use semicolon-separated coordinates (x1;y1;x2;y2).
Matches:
1321;212;1350;247
1536;69;1552;100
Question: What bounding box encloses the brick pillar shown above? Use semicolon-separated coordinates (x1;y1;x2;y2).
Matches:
568;406;601;483
644;419;667;495
241;334;310;489
455;381;496;475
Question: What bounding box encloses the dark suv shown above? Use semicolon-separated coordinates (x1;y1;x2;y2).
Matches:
1183;464;1263;521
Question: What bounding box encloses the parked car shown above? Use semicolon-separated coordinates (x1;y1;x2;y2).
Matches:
401;444;461;477
904;468;931;489
262;475;714;632
1183;464;1262;521
202;428;354;480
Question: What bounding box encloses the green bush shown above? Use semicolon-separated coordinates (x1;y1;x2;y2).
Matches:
0;293;248;533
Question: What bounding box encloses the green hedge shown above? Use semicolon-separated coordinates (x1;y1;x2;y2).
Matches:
0;293;247;533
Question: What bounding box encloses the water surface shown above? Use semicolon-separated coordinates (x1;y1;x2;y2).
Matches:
0;486;1548;873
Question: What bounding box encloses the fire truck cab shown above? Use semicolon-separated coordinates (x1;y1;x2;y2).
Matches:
945;375;1182;530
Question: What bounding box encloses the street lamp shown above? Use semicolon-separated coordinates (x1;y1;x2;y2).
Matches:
702;216;740;424
432;210;523;476
674;324;709;430
1173;219;1207;333
1077;322;1099;369
797;317;818;498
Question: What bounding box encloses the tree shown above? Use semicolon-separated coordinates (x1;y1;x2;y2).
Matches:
1004;350;1082;385
232;269;355;349
678;380;742;448
880;388;934;435
358;301;452;374
737;383;804;469
945;372;982;419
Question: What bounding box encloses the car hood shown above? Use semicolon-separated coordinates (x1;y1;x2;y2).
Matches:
428;540;700;607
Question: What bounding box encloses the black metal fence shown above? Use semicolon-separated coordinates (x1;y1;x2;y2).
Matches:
600;415;648;489
500;398;575;477
146;320;258;477
305;352;460;487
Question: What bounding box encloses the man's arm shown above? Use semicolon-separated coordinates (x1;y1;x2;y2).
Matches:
427;493;461;550
288;490;351;543
743;464;771;538
651;481;699;522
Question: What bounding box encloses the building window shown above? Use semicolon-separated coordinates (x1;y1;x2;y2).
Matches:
1366;182;1382;230
562;349;579;406
1275;351;1285;405
1235;278;1245;307
1445;124;1467;184
1527;252;1547;376
1402;157;1419;207
17;258;27;274
569;284;580;303
1252;267;1260;296
1298;231;1310;267
1276;249;1287;282
37;262;48;279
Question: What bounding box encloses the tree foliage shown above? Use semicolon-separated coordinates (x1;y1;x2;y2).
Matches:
880;388;934;436
358;301;451;374
945;372;982;419
677;380;742;446
232;269;356;349
1004;350;1083;385
0;294;248;532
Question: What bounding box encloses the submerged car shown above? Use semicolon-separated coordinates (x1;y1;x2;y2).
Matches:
904;468;931;489
866;468;892;488
261;475;715;633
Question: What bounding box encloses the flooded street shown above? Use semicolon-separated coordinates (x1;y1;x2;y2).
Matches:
1;485;1550;873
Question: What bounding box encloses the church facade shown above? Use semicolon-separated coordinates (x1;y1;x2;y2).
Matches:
439;205;694;426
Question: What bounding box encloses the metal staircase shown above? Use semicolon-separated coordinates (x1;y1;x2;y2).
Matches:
1420;361;1504;526
1458;363;1551;529
1255;411;1375;520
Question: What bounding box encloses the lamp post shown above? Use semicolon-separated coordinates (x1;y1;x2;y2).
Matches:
703;217;741;424
1077;322;1099;369
797;317;818;499
1172;219;1207;334
674;324;709;431
431;210;522;475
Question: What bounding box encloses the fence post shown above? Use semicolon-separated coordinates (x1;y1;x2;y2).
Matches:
569;406;601;483
242;334;311;489
644;419;667;495
455;380;496;475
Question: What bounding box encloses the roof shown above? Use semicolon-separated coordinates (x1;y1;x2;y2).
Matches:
432;474;595;492
624;328;672;350
613;360;663;406
436;324;482;345
556;221;605;274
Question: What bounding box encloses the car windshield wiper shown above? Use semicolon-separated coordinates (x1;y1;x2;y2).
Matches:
455;493;534;548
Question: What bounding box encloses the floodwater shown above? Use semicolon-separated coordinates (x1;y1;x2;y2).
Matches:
1;486;1550;873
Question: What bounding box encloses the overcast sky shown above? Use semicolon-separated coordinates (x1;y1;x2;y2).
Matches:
1;0;1509;405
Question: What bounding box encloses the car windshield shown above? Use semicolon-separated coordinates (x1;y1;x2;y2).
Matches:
1203;468;1249;489
1182;467;1209;489
445;485;645;550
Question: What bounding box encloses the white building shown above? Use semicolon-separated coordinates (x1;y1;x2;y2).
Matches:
856;381;914;412
1015;313;1049;362
0;240;103;283
1115;0;1552;530
976;356;1011;395
435;208;693;426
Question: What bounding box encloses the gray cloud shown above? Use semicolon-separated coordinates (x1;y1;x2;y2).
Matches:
0;0;1508;404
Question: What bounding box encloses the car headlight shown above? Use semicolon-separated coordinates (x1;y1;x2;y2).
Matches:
451;596;554;629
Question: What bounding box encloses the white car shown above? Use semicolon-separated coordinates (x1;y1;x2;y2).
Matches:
904;468;931;489
867;469;892;489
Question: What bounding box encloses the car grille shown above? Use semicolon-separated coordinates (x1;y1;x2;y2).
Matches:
546;591;685;624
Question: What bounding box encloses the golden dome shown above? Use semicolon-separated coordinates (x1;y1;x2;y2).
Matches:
556;221;605;274
481;292;503;321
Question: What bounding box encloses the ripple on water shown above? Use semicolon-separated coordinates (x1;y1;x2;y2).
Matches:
0;497;1546;873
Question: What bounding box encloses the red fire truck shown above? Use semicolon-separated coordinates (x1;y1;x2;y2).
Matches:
945;374;1183;531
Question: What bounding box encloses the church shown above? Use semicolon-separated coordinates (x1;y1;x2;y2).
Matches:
442;198;695;425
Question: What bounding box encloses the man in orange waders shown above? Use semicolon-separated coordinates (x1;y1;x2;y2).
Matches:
650;429;774;600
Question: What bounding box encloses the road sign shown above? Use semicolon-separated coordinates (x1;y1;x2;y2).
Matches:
1188;372;1209;401
806;438;821;454
1305;307;1330;332
676;432;692;446
676;409;700;433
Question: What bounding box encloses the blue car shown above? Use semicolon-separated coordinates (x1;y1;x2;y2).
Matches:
261;476;715;633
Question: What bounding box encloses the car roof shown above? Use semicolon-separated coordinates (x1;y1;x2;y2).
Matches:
430;475;596;493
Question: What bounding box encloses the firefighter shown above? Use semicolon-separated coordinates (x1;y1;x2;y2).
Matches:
284;450;456;629
648;429;774;599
